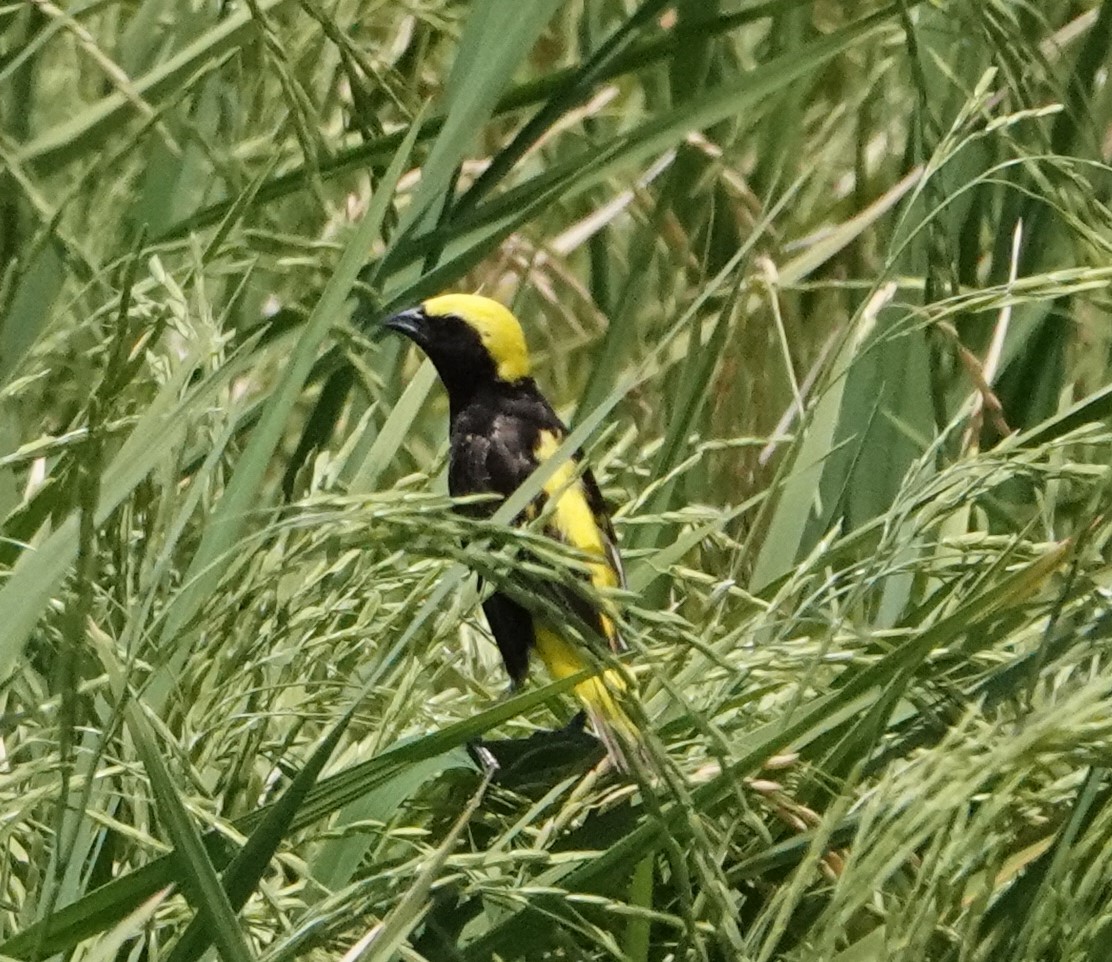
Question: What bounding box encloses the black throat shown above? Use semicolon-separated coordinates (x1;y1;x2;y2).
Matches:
448;376;538;424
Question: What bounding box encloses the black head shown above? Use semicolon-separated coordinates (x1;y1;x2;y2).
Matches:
384;294;531;403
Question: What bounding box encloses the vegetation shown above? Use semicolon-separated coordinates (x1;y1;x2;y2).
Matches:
2;0;1112;959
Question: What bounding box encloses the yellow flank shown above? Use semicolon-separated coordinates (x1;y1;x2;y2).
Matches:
534;430;620;644
423;293;531;382
534;625;629;726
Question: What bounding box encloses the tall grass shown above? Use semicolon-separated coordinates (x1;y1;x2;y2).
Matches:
2;1;1112;959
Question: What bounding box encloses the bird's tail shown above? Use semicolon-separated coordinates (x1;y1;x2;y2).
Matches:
533;627;638;772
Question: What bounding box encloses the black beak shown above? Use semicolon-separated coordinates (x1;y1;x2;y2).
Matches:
383;306;426;341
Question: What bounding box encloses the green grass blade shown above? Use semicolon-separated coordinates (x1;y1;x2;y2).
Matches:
157;112;425;647
19;0;290;173
123;697;255;962
394;0;563;237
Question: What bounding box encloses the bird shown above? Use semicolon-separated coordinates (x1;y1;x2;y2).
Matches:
384;292;635;769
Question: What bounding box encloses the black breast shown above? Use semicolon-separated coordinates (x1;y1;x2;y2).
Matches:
448;382;565;510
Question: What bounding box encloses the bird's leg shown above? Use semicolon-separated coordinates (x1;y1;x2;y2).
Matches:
471;743;500;776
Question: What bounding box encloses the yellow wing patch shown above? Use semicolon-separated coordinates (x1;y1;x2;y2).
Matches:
531;433;635;769
535;623;627;703
534;430;620;645
422;293;531;382
533;627;635;769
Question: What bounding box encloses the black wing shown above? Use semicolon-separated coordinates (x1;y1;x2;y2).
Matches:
450;403;625;670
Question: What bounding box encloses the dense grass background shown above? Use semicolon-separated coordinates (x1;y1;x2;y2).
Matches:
3;0;1112;959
